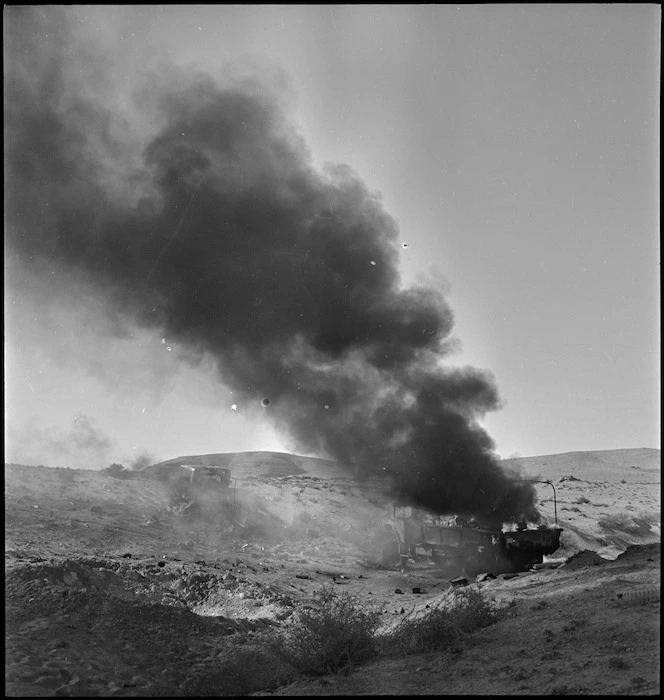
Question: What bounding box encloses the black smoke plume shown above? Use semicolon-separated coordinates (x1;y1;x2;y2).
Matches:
4;7;539;523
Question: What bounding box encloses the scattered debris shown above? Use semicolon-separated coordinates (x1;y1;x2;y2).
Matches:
533;558;566;570
450;577;469;588
476;573;496;582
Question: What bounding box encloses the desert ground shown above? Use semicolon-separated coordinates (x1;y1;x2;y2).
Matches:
5;447;660;696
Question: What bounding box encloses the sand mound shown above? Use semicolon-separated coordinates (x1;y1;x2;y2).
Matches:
560;549;611;570
615;543;661;565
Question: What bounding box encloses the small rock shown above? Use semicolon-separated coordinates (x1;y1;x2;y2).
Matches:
394;588;404;594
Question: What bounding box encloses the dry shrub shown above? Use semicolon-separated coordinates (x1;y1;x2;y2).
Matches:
381;604;461;654
381;587;502;655
222;587;505;691
598;511;650;535
447;587;503;632
639;509;661;525
267;588;381;676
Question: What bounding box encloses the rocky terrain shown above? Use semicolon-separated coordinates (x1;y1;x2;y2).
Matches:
4;447;660;696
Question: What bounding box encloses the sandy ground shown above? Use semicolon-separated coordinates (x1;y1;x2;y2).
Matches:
4;448;660;696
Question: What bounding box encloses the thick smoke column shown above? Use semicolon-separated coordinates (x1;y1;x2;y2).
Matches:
5;7;539;523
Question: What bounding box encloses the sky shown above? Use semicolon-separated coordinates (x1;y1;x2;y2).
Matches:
4;4;660;471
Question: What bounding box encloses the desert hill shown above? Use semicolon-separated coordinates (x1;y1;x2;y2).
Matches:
6;447;660;563
143;447;661;558
144;446;660;480
140;450;346;480
142;446;661;490
503;447;660;482
134;446;663;559
502;448;660;560
5;446;660;696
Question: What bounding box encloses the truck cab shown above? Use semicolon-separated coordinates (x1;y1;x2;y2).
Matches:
170;465;232;517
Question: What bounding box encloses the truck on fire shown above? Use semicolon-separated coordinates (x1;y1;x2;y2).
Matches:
376;504;563;577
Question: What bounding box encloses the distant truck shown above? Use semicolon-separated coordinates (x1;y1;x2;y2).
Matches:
169;465;232;519
375;505;563;577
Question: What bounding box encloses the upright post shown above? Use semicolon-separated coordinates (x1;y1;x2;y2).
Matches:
545;480;558;525
512;478;558;525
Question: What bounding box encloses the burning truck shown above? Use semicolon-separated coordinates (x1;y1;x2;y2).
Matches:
373;504;562;578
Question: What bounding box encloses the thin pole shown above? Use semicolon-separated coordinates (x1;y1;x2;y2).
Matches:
545;480;558;525
513;478;558;525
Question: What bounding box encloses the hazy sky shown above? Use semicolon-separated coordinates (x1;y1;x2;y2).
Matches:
4;4;660;469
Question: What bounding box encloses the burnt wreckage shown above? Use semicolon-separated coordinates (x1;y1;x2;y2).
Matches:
375;483;562;577
165;465;562;579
